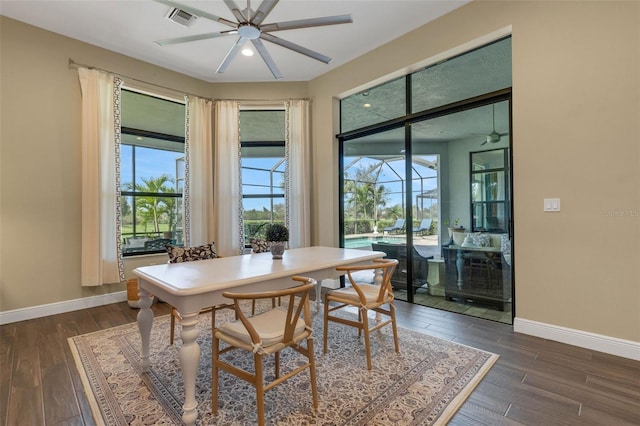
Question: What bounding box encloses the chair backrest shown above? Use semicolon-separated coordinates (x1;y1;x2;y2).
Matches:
221;277;316;347
419;218;432;230
336;259;399;303
395;219;406;228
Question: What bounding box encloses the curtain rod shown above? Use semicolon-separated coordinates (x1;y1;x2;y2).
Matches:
69;58;309;103
69;58;213;101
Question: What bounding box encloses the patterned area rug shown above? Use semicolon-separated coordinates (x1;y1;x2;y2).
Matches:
69;302;498;425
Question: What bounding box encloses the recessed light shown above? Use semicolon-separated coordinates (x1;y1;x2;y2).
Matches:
242;48;254;57
363;103;371;108
136;136;143;140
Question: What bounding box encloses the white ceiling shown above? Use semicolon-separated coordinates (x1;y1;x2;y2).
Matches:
0;0;470;82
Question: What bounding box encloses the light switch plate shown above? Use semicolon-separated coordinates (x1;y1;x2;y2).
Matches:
544;198;561;212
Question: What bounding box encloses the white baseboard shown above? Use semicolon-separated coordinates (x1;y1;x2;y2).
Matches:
513;317;640;361
0;291;127;325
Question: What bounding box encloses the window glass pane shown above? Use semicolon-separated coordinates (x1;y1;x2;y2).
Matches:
412;37;511;113
471;149;504;171
341;77;406;132
121;90;185;137
240;110;285;141
472;171;505;202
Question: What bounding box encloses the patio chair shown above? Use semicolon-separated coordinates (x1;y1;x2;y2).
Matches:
143;238;173;251
383;219;405;234
413;218;432;235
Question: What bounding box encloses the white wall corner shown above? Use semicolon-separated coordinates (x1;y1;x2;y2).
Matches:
513;317;640;361
0;291;128;325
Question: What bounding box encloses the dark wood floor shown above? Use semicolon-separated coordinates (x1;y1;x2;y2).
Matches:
1;300;639;425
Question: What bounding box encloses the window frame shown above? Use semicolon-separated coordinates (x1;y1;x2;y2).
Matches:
240;108;287;246
120;88;186;256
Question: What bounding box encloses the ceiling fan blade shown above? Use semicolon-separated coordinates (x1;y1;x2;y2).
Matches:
154;0;237;28
155;31;232;46
223;0;246;22
252;0;279;25
251;38;282;79
216;38;247;74
260;32;332;64
260;14;353;32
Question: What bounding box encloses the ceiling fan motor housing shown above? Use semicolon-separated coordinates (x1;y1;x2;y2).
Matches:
238;23;261;39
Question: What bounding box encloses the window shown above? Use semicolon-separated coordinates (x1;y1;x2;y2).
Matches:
470;148;509;233
240;109;286;245
120;89;186;255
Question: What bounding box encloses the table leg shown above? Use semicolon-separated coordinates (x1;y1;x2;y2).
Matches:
316;279;322;312
137;288;154;371
178;312;201;426
456;249;464;290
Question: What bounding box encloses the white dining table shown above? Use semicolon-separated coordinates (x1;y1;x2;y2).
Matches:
133;246;384;425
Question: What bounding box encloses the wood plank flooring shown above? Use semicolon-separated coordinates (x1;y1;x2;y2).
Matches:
1;300;638;425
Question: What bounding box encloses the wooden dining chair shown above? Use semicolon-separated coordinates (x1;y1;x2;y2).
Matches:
212;277;318;426
165;243;233;345
323;258;399;370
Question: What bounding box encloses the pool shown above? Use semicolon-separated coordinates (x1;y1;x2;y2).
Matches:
344;235;406;249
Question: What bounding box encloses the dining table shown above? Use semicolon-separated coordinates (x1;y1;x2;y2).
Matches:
133;245;385;425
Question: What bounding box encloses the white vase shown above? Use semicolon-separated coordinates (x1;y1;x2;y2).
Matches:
270;241;286;259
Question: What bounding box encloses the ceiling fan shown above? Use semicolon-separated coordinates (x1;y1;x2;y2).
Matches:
154;0;353;79
479;104;509;145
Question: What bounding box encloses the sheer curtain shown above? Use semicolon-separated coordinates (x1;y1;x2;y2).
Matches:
184;96;214;247
286;99;311;248
78;68;124;286
213;101;243;256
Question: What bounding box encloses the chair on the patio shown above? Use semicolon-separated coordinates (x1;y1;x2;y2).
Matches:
413;218;432;235
383;219;405;234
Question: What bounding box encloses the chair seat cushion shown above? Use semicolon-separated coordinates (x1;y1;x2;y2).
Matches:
217;307;307;348
329;283;386;304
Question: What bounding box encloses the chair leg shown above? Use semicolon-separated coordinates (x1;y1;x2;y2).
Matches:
211;334;220;414
323;297;329;354
275;351;280;379
361;307;372;370
307;337;319;412
390;303;400;354
255;353;265;426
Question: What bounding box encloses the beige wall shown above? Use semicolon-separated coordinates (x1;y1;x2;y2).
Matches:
309;0;640;342
0;17;307;311
2;0;639;344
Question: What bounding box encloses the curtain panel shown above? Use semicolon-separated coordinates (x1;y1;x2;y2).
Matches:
213;101;243;256
285;100;311;248
78;68;124;286
184;96;215;247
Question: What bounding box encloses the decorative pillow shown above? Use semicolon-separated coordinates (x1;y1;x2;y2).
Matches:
250;238;270;253
166;242;217;263
470;233;492;247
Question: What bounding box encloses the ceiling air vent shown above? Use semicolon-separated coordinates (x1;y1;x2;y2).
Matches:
166;7;197;27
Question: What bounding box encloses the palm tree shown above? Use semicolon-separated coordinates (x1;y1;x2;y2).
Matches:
125;174;176;234
344;162;389;233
